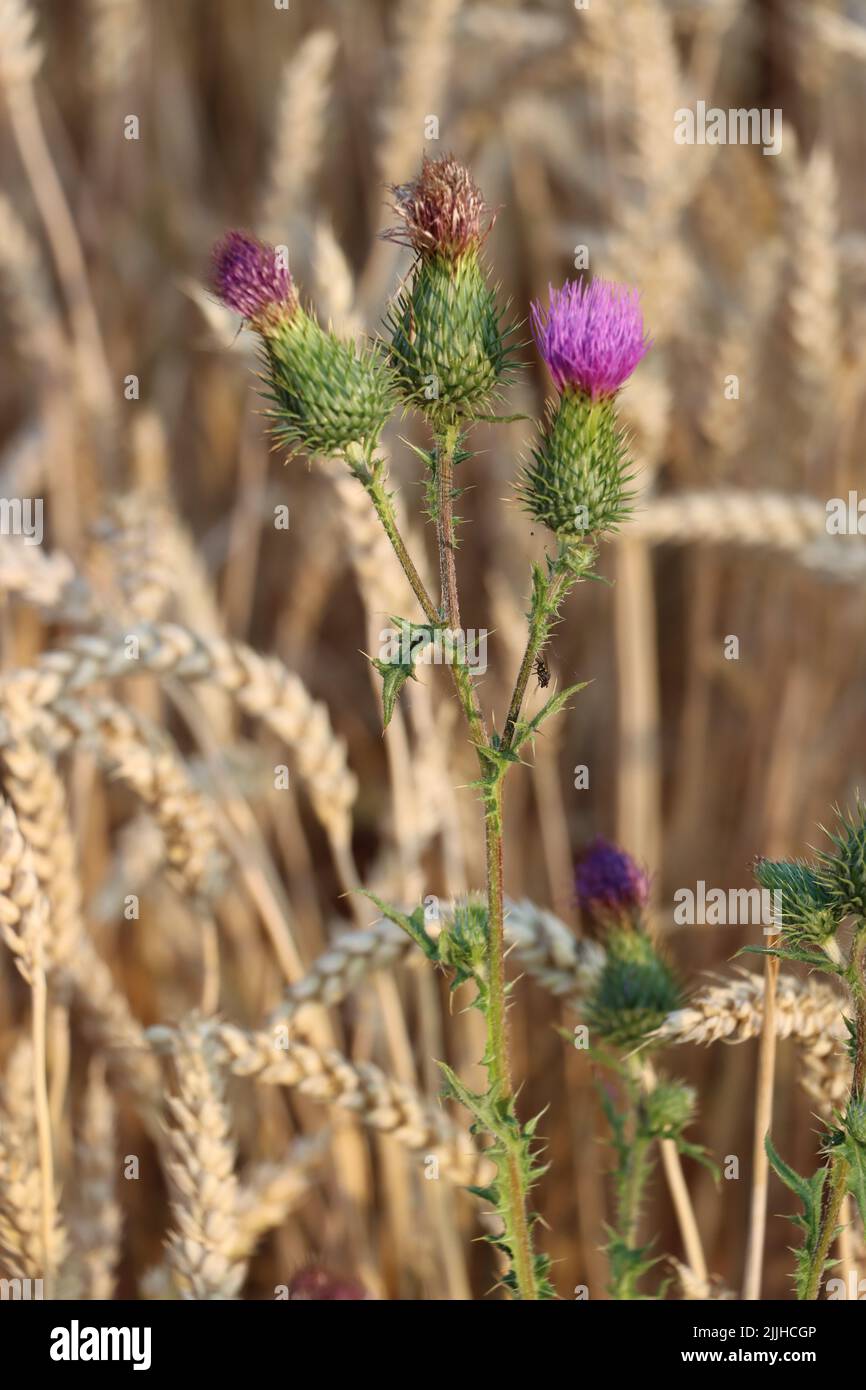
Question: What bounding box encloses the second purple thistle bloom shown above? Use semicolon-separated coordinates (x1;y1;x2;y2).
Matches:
531;279;651;399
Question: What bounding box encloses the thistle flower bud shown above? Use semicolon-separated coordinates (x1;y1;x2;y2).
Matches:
845;1098;866;1146
519;279;650;538
816;800;866;921
575;837;650;926
585;926;683;1050
752;856;839;943
212;231;395;458
383;156;509;421
439;895;489;986
642;1079;696;1141
212;231;298;330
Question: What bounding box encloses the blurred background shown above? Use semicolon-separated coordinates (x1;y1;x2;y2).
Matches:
1;0;866;1300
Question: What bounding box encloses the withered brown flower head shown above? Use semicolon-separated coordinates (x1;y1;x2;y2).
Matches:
382;154;493;260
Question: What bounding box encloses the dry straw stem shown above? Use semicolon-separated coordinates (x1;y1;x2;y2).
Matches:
66;1059;122;1300
259;31;338;239
652;968;846;1048
0;192;65;367
161;1022;246;1300
208;1022;484;1188
0;623;357;848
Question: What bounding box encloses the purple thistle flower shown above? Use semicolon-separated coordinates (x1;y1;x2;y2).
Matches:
212;230;297;327
531;279;650;399
575;836;650;921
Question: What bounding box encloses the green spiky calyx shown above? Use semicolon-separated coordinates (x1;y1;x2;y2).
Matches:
518;388;633;538
439;896;489;989
265;308;396;457
586;927;683;1049
753;857;840;944
817;802;866;920
387;250;508;421
642;1079;695;1140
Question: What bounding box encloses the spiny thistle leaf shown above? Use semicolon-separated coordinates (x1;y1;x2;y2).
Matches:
355;891;437;961
765;1135;831;1300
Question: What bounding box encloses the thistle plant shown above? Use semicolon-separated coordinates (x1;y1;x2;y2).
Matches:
576;839;713;1299
211;158;650;1299
749;804;866;1299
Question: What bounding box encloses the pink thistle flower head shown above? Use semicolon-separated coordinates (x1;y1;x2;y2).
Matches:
382;154;493;260
575;836;650;922
531;279;650;399
212;230;297;329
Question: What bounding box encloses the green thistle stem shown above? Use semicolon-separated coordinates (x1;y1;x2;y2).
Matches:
502;545;576;749
484;779;538;1300
804;1156;848;1302
434;422;461;629
347;444;488;751
803;925;866;1299
348;439;543;1299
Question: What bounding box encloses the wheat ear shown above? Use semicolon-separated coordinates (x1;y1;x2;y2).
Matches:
162;1022;246;1300
66;1058;123;1299
0;623;357;848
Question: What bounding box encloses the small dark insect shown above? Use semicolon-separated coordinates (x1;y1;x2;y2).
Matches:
533;656;550;689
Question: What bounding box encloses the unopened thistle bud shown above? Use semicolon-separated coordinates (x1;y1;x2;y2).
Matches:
752;856;839;943
519;279;650;538
586;926;683;1050
212;231;395;458
383;156;509;421
816;800;866;921
438;895;489;987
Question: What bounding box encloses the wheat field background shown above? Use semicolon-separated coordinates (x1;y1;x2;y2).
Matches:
1;0;865;1301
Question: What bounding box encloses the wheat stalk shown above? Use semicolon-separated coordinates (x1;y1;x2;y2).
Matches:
173;1021;485;1187
87;0;144;93
258;30;338;240
0;0;41;88
233;1133;327;1258
65;1058;123;1299
0;1041;67;1282
377;0;463;183
267;899;604;1030
652;968;846;1048
161;1022;246;1300
0;623;357;847
0;193;64;366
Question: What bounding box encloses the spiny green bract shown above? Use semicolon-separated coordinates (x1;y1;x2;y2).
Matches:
816;801;866;920
386;251;509;421
586;927;683;1049
641;1079;696;1140
517;388;634;538
752;856;839;943
438;896;489;989
264;308;396;457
